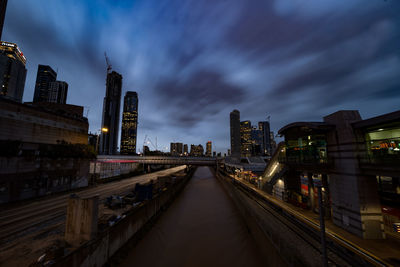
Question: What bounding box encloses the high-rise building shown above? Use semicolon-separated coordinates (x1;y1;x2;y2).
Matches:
183;144;188;155
230;109;241;158
120;91;138;155
99;71;122;155
0;41;26;102
251;126;263;156
0;0;7;39
258;121;272;156
33;65;57;103
48;81;68;104
206;141;212;157
170;142;183;156
190;144;204;156
240;120;252;157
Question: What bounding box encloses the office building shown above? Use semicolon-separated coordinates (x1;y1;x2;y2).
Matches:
251;127;263;156
33;64;57;103
120;91;138;155
206;141;212;157
0;41;26;102
48;81;68;104
230;109;241;158
99;71;122;155
190;144;204;156
0;0;7;39
240;120;252;157
170;142;183;156
183;144;188;155
259;121;272;156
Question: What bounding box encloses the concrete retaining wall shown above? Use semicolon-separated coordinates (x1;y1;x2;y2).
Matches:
55;168;194;267
216;171;352;267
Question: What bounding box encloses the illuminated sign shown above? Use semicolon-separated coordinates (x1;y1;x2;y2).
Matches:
1;42;15;47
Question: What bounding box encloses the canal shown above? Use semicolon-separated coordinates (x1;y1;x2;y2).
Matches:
119;166;267;266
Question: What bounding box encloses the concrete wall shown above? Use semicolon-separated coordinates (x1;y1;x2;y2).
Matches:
324;111;384;239
55;168;194;267
216;171;375;266
0;98;88;145
0;157;89;203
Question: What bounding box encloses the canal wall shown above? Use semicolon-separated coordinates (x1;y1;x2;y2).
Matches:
215;169;348;267
55;167;195;267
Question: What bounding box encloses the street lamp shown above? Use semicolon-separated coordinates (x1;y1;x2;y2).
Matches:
101;127;108;133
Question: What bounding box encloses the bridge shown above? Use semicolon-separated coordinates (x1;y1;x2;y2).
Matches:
97;155;218;166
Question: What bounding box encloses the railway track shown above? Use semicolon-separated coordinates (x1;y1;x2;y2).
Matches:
0;166;186;243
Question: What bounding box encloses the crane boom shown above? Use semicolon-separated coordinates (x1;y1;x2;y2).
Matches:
104;52;112;73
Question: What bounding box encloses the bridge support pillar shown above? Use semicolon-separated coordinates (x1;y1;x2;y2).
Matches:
65;195;99;246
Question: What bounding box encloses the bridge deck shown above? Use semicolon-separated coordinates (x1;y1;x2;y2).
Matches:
119;167;265;267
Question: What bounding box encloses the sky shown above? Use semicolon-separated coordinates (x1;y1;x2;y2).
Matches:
3;0;400;153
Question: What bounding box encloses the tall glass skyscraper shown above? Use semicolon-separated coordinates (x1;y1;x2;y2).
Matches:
33;64;57;103
99;71;122;155
120;91;138;154
230;109;241;158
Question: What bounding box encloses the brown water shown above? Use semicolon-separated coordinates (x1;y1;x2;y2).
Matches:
120;166;265;267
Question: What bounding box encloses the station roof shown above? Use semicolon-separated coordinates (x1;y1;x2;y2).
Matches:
278;122;335;135
352;110;400;131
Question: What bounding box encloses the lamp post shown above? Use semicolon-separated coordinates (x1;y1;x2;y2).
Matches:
317;184;328;267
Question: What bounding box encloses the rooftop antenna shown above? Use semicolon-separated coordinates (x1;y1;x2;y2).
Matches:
104;52;112;73
84;106;90;117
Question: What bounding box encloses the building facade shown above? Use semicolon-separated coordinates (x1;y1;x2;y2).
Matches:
99;71;122;155
240;120;252;157
170;142;183;156
206;141;212;157
183;144;188;155
230;109;241;158
273;110;400;239
259;121;272;156
120;91;138;155
33;64;57;103
251;127;263;156
190;144;204;156
0;41;26;102
48;81;68;104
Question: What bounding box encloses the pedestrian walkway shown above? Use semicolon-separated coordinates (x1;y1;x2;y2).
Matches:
120;167;266;267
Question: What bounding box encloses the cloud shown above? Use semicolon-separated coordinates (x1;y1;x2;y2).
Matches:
3;0;400;152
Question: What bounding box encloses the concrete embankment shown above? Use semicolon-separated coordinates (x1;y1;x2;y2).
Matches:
54;167;195;267
116;166;274;267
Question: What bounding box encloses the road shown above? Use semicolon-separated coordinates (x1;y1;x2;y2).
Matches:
0;165;186;244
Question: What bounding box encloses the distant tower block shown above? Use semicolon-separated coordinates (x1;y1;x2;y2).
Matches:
65;195;98;247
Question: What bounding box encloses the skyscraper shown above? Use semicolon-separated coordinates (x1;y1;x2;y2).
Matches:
48;81;68;104
0;0;7;40
120;91;138;154
0;41;26;102
240;120;252;157
251;126;263;156
99;71;122;155
170;142;183;156
259;121;272;156
230;109;241;158
33;65;57;103
206;141;212;157
183;144;188;155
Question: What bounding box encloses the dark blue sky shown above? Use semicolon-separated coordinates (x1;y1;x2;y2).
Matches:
3;0;400;153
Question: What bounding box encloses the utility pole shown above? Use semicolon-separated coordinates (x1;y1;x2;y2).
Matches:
317;185;328;267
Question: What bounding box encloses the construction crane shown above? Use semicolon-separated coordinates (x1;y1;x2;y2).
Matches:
104;52;112;73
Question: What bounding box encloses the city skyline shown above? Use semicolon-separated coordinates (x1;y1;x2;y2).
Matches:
2;0;400;153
